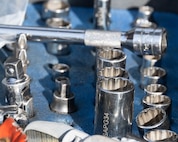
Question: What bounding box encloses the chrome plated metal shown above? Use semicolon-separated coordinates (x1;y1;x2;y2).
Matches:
140;67;166;89
46;18;71;55
1;57;34;119
42;0;70;20
94;77;134;138
14;34;29;73
94;0;111;30
140;55;161;72
97;48;126;70
143;129;178;142
0;24;167;55
50;77;76;114
144;84;167;96
142;94;171;114
136;107;169;137
134;6;156;28
98;66;129;79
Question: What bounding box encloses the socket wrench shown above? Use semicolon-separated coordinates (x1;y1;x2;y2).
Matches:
94;77;134;138
0;24;167;55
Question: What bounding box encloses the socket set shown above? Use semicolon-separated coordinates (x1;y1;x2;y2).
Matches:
0;0;177;141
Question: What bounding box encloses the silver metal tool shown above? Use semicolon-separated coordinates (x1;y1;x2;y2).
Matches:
0;24;167;55
50;76;76;114
144;84;167;95
97;48;126;70
143;129;178;142
46;18;71;55
140;67;166;89
14;34;29;73
94;77;134;138
98;66;129;79
142;94;171;114
52;63;69;78
134;6;157;28
2;57;34;118
140;55;161;72
94;0;111;30
136;107;169;137
42;0;70;20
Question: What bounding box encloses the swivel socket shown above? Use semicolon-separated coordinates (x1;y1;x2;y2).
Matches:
50;77;76;114
140;67;166;89
144;129;178;142
136;107;169;137
94;77;134;138
42;0;70;20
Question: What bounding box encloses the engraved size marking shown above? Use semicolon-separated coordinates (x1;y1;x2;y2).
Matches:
103;113;109;136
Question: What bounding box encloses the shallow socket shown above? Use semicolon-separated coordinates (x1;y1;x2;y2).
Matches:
144;129;178;142
142;94;171;112
99;77;134;92
98;66;129;79
140;67;166;89
136;107;168;132
97;48;126;69
144;84;167;95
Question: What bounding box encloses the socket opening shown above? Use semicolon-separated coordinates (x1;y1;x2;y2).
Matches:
98;67;128;78
100;77;133;92
142;67;166;79
52;63;69;74
144;84;167;95
136;107;166;129
142;94;171;108
139;6;154;16
144;130;178;142
98;48;126;61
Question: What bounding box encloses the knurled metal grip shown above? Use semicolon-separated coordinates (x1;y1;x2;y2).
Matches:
84;30;121;48
133;28;167;55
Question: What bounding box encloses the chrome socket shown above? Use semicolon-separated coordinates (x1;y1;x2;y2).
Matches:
143;129;178;142
94;77;134;138
140;67;166;89
136;107;169;137
46;18;71;55
140;55;162;73
134;6;157;28
52;63;69;78
98;66;129;80
142;94;171;115
144;84;167;96
42;0;70;20
97;48;126;70
50;77;76;114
